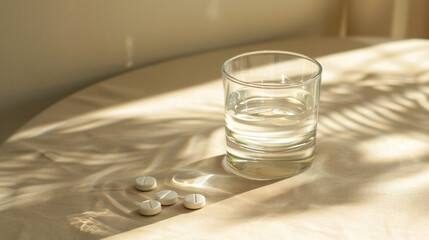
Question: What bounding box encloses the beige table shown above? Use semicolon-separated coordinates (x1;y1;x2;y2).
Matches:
1;37;429;239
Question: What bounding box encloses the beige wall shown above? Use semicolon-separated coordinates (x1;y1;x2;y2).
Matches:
347;0;429;39
407;0;429;38
347;0;394;37
0;0;343;143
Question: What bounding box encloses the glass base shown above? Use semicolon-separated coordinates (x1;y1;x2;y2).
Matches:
223;153;313;180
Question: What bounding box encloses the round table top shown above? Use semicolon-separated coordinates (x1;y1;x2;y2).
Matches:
1;37;429;240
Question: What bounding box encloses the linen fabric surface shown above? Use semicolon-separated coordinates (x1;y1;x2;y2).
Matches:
1;38;428;240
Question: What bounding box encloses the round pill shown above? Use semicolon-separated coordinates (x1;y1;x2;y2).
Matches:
155;190;178;205
138;200;161;216
184;193;206;210
135;176;157;191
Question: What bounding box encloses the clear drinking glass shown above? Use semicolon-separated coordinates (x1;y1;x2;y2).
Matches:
222;51;322;180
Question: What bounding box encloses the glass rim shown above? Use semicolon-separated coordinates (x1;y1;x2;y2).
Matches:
222;50;322;89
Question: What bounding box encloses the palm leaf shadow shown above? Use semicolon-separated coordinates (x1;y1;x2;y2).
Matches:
225;67;429;220
0;105;229;237
1;44;429;238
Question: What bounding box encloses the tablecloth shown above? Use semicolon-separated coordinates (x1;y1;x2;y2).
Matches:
1;37;428;239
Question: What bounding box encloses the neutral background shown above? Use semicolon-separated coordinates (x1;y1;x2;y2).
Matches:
0;0;428;144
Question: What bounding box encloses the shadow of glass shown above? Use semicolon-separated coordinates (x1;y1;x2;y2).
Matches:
107;155;278;228
53;154;276;238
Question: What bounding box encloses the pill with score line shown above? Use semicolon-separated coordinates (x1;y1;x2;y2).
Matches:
138;200;161;216
184;193;206;209
155;190;178;205
135;176;157;191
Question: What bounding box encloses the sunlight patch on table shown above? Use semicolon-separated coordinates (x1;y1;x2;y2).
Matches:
357;132;429;163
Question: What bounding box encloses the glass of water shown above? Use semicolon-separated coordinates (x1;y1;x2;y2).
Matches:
222;51;322;180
